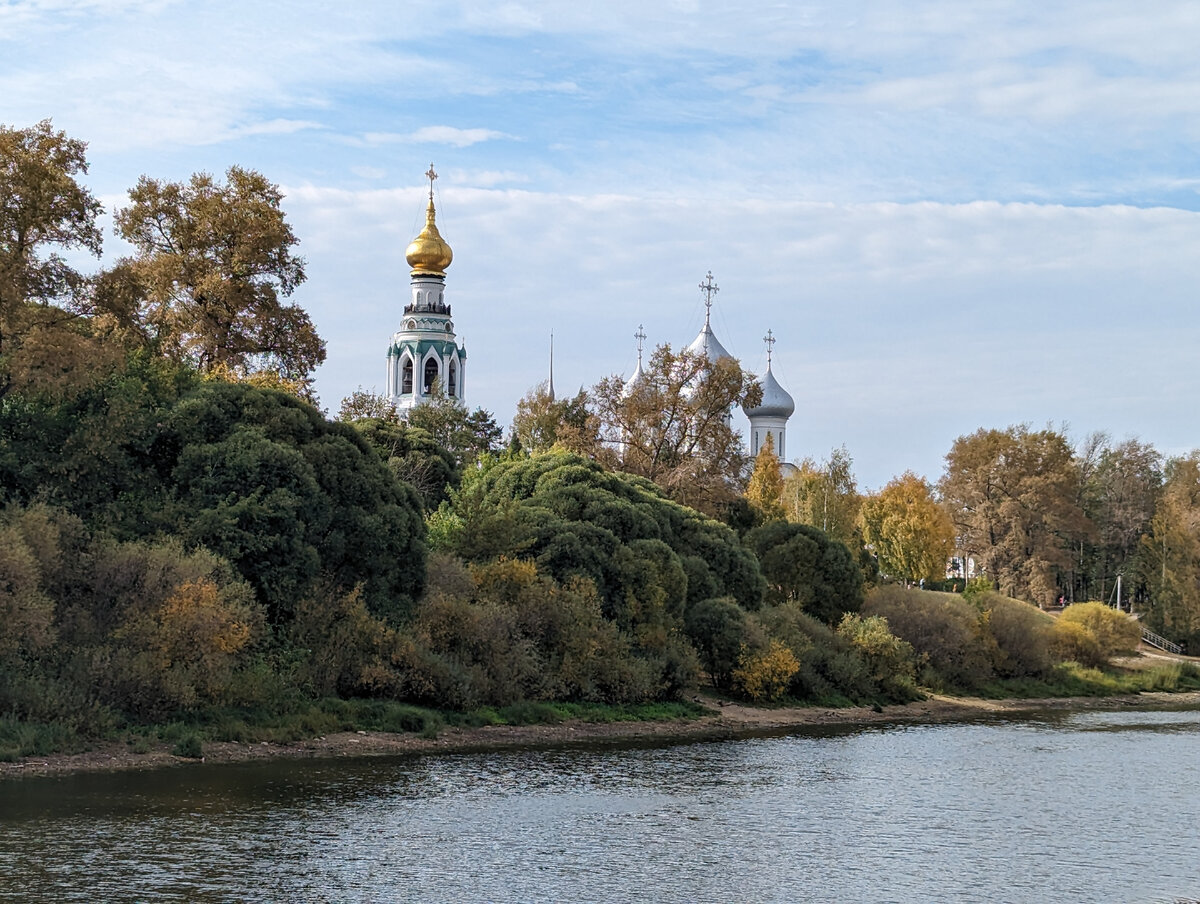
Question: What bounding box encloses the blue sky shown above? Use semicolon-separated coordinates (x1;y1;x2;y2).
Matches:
5;0;1200;489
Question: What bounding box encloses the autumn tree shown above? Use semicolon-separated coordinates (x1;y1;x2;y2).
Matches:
940;425;1090;606
1139;453;1200;648
590;344;761;515
782;446;862;548
0;120;103;397
859;471;955;585
745;433;785;520
114;166;325;384
338;387;401;424
512;382;597;455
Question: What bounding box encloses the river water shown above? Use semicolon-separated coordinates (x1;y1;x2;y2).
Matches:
2;707;1199;903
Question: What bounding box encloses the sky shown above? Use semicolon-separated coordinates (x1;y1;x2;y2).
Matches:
5;0;1200;489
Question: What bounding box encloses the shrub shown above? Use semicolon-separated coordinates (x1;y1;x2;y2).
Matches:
754;603;874;703
985;595;1054;678
733;640;799;703
863;586;994;690
685;597;754;689
172;732;203;758
1057;602;1142;662
1049;618;1104;667
836;614;919;703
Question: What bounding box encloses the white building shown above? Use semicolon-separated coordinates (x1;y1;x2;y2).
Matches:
631;271;796;463
385;166;467;411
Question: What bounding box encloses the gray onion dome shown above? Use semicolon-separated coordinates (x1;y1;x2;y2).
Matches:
743;364;795;419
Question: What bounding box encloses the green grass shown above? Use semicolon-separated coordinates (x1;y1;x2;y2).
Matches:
971;661;1200;699
0;717;87;761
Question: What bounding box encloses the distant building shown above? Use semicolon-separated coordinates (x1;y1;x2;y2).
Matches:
629;271;796;465
386;166;467;411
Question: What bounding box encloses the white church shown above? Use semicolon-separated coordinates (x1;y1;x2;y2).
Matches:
624;271;796;465
385;169;795;462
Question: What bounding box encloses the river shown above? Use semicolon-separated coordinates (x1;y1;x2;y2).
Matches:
2;706;1199;903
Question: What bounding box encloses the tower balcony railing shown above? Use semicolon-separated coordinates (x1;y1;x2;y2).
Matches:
404;300;451;316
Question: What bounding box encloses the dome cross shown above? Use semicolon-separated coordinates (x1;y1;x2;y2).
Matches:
699;271;719;327
764;329;776;367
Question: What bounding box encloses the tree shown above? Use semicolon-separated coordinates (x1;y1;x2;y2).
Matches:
590;344;761;516
744;520;864;623
1140;453;1200;648
1081;437;1162;604
859;471;955;585
349;417;459;512
782;446;861;548
0;120;103;397
406;393;502;468
685;596;751;689
114;166;325;384
512;382;597;455
940;425;1090;606
446;451;767;616
745;433;785;520
338;387;401;425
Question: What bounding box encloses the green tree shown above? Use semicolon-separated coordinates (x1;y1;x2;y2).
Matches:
745;433;785;521
114;166;325;384
685;596;752;689
1081;437;1162;604
745;520;864;623
940;425;1090;606
0;120;103;397
859;471;954;585
590;344;761;516
445;451;766;617
406;393;502;469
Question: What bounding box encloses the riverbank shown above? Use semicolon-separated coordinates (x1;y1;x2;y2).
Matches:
5;690;1200;781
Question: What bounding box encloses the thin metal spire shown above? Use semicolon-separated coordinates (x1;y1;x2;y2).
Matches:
635;324;646;367
698;271;719;328
425;163;438;203
764;328;776;367
548;330;555;401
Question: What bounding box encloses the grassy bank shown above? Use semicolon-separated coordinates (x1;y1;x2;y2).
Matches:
0;699;708;763
4;660;1197;766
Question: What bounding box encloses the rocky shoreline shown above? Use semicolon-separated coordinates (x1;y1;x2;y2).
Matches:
5;690;1199;781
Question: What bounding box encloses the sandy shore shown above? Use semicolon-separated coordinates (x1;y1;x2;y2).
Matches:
5;690;1199;781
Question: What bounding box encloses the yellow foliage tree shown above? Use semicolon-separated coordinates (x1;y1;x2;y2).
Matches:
859;471;955;585
744;433;785;521
733;639;799;702
782;445;861;548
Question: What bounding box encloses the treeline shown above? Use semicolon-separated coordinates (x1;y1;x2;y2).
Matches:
2;120;1196;753
755;427;1200;651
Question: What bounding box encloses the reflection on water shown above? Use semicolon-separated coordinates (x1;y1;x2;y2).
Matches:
2;708;1199;903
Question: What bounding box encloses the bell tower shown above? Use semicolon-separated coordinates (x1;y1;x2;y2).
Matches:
386;165;467;410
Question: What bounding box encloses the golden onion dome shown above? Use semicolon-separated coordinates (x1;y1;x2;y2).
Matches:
405;197;453;275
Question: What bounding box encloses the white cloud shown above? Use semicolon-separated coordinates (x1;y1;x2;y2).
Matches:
363;127;515;148
279;184;1200;487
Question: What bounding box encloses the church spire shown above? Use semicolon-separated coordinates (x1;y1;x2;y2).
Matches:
686;271;732;364
548;331;555;401
405;163;453;276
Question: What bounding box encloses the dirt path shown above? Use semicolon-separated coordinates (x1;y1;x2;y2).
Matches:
6;690;1199;781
